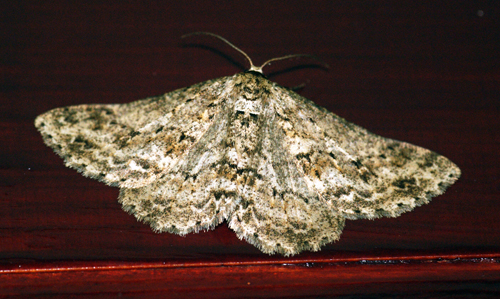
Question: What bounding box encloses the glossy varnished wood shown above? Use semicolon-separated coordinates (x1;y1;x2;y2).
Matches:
1;1;499;297
2;257;500;298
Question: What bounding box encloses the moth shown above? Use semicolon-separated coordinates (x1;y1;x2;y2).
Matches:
35;32;461;256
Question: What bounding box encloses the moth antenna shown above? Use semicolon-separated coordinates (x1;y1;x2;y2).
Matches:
182;32;330;73
182;32;259;73
259;54;330;71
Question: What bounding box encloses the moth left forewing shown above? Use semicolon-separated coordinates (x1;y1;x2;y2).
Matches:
34;103;143;186
34;76;231;189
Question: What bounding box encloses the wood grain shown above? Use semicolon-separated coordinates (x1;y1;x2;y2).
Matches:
1;1;499;297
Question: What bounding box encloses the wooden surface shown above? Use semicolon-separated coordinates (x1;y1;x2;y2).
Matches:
1;1;499;298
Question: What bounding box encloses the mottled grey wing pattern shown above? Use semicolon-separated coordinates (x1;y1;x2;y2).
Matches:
275;87;461;220
227;90;345;255
35;77;232;188
119;73;345;256
118;103;240;235
35;71;460;256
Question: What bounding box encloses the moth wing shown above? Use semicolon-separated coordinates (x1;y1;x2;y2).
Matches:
34;77;231;188
273;87;461;220
118;108;241;234
227;96;345;256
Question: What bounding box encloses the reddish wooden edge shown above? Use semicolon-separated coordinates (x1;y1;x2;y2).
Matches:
2;253;499;274
1;254;499;298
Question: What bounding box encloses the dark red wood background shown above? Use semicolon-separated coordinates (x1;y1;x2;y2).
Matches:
1;1;499;298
